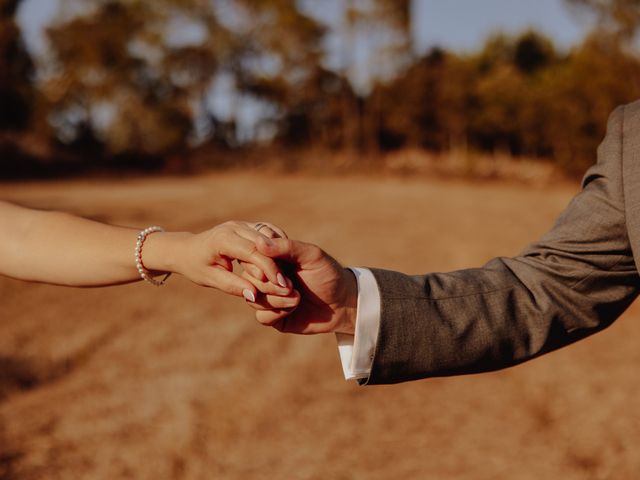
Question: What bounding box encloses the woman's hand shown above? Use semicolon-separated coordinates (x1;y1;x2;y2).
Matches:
236;223;305;319
0;201;295;292
142;221;293;299
238;221;288;283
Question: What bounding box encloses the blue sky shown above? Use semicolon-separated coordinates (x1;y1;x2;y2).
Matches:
18;0;592;57
411;0;591;53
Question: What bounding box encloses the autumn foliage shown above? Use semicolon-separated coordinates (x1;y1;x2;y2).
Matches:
1;0;640;177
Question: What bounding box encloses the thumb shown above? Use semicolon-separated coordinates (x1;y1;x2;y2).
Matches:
256;237;322;265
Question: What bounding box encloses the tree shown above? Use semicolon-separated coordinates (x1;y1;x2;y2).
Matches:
0;0;33;131
566;0;640;40
514;31;556;75
43;0;222;161
43;0;328;164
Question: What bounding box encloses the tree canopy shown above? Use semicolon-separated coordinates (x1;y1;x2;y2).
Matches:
2;0;640;176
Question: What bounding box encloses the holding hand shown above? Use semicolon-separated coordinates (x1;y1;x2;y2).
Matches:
0;201;293;299
143;221;294;299
243;237;358;335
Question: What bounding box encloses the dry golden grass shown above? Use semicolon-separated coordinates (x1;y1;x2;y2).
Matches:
1;172;639;479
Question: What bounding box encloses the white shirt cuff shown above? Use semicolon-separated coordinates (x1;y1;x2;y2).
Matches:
336;267;381;381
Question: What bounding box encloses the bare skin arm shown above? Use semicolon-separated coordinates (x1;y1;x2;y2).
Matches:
0;201;292;299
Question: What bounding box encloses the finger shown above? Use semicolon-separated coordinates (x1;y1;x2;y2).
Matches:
266;224;288;239
245;290;301;311
231;226;291;283
256;237;323;265
259;314;323;335
256;225;277;239
219;236;282;285
242;270;291;295
249;222;288;239
255;309;293;329
216;256;233;271
240;261;267;282
233;222;286;248
233;226;287;270
230;229;289;287
204;267;257;300
234;224;274;244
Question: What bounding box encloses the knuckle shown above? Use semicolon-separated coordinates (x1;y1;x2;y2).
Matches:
282;238;295;254
208;227;225;242
306;243;323;260
218;223;236;236
218;226;233;238
249;249;264;262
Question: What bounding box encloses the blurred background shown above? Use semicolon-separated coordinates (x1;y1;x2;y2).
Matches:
2;1;640;479
2;0;640;178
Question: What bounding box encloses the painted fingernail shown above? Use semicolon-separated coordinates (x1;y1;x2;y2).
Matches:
277;273;287;288
242;289;256;303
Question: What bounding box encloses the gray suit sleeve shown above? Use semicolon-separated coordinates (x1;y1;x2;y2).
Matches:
366;106;640;385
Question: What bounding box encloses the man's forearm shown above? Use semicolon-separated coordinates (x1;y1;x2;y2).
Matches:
357;106;640;385
365;251;639;385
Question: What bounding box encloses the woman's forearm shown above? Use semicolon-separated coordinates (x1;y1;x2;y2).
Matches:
0;201;294;301
0;201;183;286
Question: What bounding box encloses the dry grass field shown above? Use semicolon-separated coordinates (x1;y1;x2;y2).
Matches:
1;172;639;480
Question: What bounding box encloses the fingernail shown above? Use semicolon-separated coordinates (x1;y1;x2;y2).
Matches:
264;237;274;247
277;273;287;288
242;289;256;303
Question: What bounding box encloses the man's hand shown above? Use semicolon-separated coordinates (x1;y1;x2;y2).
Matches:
243;237;358;335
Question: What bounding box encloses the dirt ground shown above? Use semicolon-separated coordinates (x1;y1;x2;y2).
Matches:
1;172;639;480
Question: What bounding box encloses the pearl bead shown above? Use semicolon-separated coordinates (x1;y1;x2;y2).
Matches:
135;226;169;286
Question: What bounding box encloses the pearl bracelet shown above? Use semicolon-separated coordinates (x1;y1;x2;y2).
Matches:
135;226;172;286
